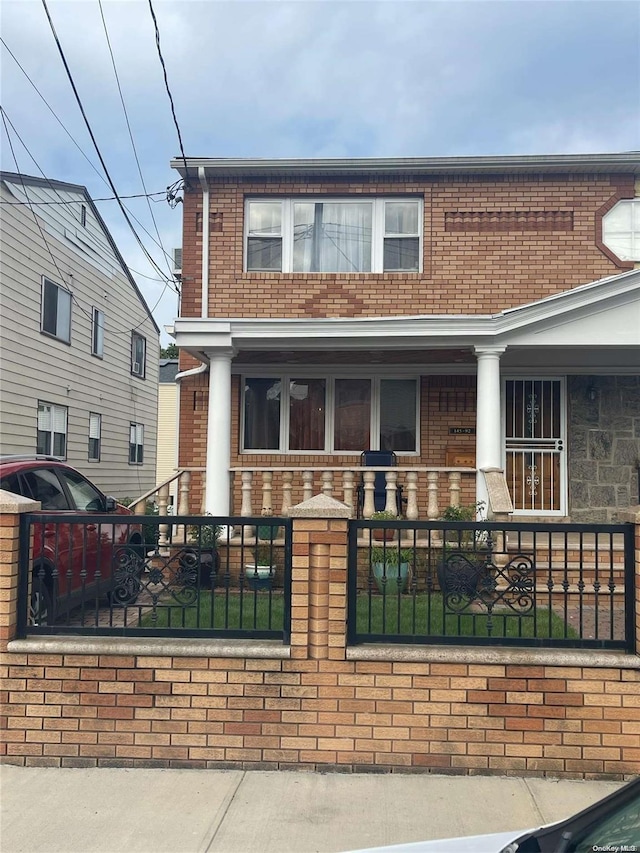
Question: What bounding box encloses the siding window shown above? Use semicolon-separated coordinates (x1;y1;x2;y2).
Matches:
245;198;422;273
131;332;146;378
37;401;68;458
242;376;418;453
80;204;87;227
88;413;101;461
602;199;640;261
129;423;144;464
92;308;104;357
41;278;71;343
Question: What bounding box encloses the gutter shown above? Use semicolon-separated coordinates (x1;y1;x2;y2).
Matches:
198;166;209;319
175;363;209;382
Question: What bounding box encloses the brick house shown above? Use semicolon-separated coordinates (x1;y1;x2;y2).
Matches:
169;154;640;523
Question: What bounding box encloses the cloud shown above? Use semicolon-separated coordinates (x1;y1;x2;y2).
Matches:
1;0;639;339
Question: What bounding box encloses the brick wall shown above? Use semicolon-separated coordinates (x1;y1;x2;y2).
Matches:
180;173;634;321
2;499;639;778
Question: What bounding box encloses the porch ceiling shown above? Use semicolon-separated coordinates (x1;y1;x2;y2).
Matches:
233;348;475;366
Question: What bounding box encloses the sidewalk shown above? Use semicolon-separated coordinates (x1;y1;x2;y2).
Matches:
0;765;623;853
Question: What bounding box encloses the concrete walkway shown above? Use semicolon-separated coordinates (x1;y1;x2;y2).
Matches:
0;765;623;853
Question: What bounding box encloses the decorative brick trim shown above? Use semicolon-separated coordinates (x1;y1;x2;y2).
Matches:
445;210;574;232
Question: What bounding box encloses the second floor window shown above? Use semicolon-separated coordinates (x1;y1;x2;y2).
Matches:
245;198;422;273
129;423;144;464
131;332;146;378
41;278;71;343
37;401;68;458
88;412;101;461
92;308;104;357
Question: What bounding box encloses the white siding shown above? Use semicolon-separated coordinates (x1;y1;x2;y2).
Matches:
156;382;178;506
0;179;159;500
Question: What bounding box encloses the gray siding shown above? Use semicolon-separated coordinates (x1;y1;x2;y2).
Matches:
0;179;159;500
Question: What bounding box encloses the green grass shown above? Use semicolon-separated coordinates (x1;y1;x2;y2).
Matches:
139;588;575;641
356;591;577;640
140;590;285;631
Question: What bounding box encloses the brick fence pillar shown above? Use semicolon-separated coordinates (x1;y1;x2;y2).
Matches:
288;495;351;661
0;490;40;647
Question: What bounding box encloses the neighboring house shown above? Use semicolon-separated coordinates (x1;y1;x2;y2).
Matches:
169;153;640;523
157;357;179;508
0;171;160;499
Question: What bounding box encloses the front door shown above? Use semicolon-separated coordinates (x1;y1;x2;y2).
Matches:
504;378;565;514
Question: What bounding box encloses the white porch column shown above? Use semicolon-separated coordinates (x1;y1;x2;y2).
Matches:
474;346;505;516
205;347;235;515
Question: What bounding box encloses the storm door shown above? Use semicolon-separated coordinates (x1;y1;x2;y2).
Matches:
504;379;565;514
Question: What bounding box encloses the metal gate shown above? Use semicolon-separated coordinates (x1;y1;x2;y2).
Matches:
505;378;565;514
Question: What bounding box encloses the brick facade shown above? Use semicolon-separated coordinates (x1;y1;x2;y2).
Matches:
2;500;639;778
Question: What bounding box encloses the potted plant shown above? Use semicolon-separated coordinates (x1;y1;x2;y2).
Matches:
185;516;222;587
436;502;490;598
370;510;399;541
244;541;276;591
370;545;413;594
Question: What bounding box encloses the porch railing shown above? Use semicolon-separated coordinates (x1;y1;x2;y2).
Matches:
347;518;635;650
131;466;476;521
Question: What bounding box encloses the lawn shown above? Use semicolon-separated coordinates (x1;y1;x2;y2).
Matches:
140;588;575;641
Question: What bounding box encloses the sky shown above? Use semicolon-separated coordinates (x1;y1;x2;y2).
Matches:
1;0;639;344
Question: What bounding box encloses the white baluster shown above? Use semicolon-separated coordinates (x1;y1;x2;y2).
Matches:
427;471;439;520
342;470;355;514
281;471;293;516
363;470;376;519
158;484;170;548
133;499;146;515
241;471;253;517
302;470;314;502
178;470;190;516
448;471;461;508
261;471;273;515
384;470;398;516
321;470;333;498
406;470;419;521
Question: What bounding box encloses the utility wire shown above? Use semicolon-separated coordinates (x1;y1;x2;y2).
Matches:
0;36;176;267
0;192;166;204
40;0;176;288
97;0;173;281
147;0;190;184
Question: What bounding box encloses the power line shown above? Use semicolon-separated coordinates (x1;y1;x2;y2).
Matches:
0;192;166;205
147;0;190;184
0;35;176;266
97;0;173;281
40;0;177;289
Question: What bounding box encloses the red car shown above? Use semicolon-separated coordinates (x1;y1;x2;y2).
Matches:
0;456;143;625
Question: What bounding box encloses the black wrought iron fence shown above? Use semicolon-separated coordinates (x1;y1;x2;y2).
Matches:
347;519;635;650
17;514;292;641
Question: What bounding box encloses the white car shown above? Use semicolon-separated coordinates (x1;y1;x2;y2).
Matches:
351;776;639;853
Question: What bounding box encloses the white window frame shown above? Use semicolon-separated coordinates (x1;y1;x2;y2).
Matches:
36;401;68;459
92;307;105;358
41;277;72;344
244;197;423;273
131;331;146;378
602;199;640;262
88;412;101;462
129;423;144;465
240;373;420;455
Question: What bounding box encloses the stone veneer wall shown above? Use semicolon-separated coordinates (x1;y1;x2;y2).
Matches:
568;376;640;522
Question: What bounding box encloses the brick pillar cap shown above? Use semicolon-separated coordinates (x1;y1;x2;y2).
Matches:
620;505;640;523
288;493;352;519
0;489;40;513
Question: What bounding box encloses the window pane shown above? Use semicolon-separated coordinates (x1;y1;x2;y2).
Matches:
334;379;370;451
248;202;281;235
93;309;104;356
380;380;417;452
57;289;71;342
385;201;419;235
60;469;103;511
89;438;100;461
244;379;281;450
42;280;57;335
384;238;419;271
247;237;282;270
293;202;372;272
22;469;68;510
36;431;50;455
53;432;66;458
289;379;325;451
37;403;51;432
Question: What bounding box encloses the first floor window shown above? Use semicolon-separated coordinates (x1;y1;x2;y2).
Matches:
242;375;418;453
88;413;101;461
129;423;144;464
92;308;104;357
37;401;67;458
41;278;71;343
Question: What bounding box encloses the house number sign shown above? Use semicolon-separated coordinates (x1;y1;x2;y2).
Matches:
449;427;475;435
